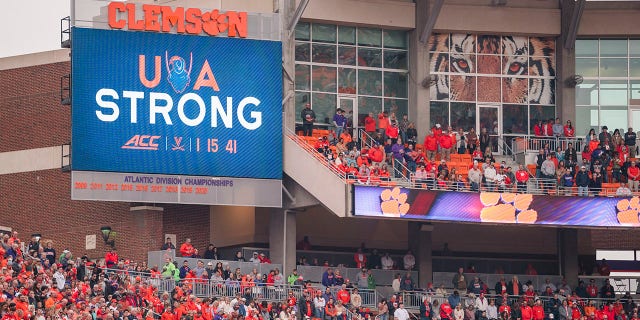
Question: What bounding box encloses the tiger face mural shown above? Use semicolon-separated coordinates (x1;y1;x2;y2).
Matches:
428;33;556;105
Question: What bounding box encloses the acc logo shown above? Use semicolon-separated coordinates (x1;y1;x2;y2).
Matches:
166;52;192;94
380;187;410;217
122;134;161;150
479;192;536;224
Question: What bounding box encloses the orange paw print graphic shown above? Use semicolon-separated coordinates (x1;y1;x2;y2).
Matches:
479;192;537;224
380;187;410;217
616;197;640;226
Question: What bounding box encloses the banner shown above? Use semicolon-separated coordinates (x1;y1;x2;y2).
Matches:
71;27;282;179
353;186;640;228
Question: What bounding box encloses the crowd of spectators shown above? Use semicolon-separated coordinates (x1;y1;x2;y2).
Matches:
300;107;640;197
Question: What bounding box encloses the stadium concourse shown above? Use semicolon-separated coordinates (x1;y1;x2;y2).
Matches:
3;0;640;320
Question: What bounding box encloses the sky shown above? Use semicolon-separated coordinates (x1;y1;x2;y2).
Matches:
0;0;70;58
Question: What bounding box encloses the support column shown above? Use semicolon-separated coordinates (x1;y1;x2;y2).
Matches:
558;228;579;288
409;0;431;142
270;209;297;275
130;207;164;262
409;222;434;288
558;0;579;123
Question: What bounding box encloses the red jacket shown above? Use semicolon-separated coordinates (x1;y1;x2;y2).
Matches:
534;124;543;136
105;251;118;268
424;135;438;151
440;303;453;320
533;306;544;320
564;125;575;137
179;243;195;257
386;125;399;139
439;135;453;149
432;127;443;137
364;116;376;132
521;306;533;320
545;123;553;136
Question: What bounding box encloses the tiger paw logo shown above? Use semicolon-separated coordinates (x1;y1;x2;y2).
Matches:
380;187;410;217
479;192;537;224
616;197;640;226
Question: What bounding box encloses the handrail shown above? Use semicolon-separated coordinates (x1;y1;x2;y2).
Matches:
359;129;412;183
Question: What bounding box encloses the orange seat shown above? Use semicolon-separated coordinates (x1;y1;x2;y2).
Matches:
450;154;462;162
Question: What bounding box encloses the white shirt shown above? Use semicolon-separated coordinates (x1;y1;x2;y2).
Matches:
394;308;410;320
403;254;416;270
54;271;66;290
475;297;488;312
381;256;395;270
392;279;401;292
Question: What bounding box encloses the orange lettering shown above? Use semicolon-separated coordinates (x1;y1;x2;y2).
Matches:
185;8;202;34
143;4;162;32
161;6;185;33
227;11;248;38
194;60;220;91
139;55;161;88
127;3;145;30
108;2;126;29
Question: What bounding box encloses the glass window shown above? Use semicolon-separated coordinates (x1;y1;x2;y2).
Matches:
430;102;449;129
338;26;356;45
384;99;408;118
600;106;628;133
600;39;628;58
295;42;310;62
358;48;382;68
295;92;310;123
576;58;598;77
529;105;555;134
311;66;336;93
600;58;628;77
576;39;598;57
450;102;476;131
338;46;356;65
600;80;628;106
502;105;528;134
384;50;408;70
576;80;598;106
383;30;407;49
384;72;408;98
430;74;449;101
630;58;640;77
338;68;356;94
295;23;310;41
358;70;382;96
358;28;382;47
575;105;599;138
632;80;640;100
358;97;383;119
631;40;640;57
312;93;337;124
312;24;336;43
312;44;336;64
295;64;310;91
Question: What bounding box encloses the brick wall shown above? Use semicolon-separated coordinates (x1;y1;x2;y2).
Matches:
0;61;210;262
0;61;71;152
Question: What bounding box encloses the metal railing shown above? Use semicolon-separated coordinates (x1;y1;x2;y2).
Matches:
289;129;635;198
516;137;586;155
359;129;412;183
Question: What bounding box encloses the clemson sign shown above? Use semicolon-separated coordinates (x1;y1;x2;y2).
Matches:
107;2;248;38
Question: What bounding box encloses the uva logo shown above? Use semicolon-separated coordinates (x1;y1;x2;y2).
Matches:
95;51;263;130
139;52;219;93
166;52;192;94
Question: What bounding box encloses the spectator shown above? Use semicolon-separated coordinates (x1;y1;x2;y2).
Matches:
235;251;246;262
625;128;637;158
179;238;195;257
525;264;538;275
454;303;465;320
560;168;574;195
105;247;118;269
300;103;315;136
452;268;467;292
381;253;394;270
424;131;438;162
515;165;529;193
333;108;347;139
617;182;633;197
161;237;176;250
364;112;376;137
406;123;418;148
421;296;435;320
628;161;640;191
552;118;563;137
395;302;411;320
368;249;381;269
564;120;575;137
378;112;389;139
483;163;497;191
575;166;590;196
387;121;400;145
42;240;56;266
456;128;468;154
314;290;326;319
297;236;312;251
203;244;219;260
468;162;482;192
439;128;454;161
591;167;604;195
392;138;406;178
400;272;416;291
600;126;612;146
601;279;615;300
354;248;367;268
598;259;611;276
351;288;362;309
249;252;261;263
178;260;191;279
403;250;415;270
545;119;554;136
322;268;335;288
441;298;454;320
